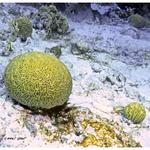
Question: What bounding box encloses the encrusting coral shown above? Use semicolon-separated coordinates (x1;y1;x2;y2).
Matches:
4;51;72;109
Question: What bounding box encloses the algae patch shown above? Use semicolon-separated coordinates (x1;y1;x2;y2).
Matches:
36;106;141;147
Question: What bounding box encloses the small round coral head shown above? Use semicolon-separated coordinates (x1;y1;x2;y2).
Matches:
11;16;33;42
123;102;146;124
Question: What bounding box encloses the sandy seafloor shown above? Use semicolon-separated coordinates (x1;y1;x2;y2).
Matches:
0;3;150;147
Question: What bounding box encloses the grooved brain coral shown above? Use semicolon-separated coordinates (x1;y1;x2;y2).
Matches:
4;52;72;109
123;102;146;124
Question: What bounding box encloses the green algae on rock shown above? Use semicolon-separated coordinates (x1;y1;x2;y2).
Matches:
45;46;62;58
71;41;90;55
37;106;141;147
123;102;146;124
4;51;72;109
10;16;33;41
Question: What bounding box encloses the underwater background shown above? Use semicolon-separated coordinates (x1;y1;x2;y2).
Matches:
0;3;150;147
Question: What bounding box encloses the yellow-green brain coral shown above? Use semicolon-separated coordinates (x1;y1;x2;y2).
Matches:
4;52;72;109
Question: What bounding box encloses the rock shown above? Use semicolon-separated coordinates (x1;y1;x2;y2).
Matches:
0;50;11;57
117;4;150;19
24;120;37;137
90;3;118;15
90;3;119;23
91;62;102;73
64;4;79;16
124;84;140;99
0;42;5;51
8;7;21;16
92;53;114;66
0;41;13;56
121;28;140;39
0;30;10;41
0;64;6;96
45;45;62;58
71;41;90;55
99;68;126;89
0;121;6;141
115;6;134;19
0;63;5;78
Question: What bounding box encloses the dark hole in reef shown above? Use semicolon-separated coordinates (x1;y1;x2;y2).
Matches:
20;37;27;42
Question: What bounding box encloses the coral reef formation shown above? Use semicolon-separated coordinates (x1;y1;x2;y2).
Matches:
33;5;69;38
128;14;150;28
123;102;146;124
10;16;33;41
4;51;72;109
